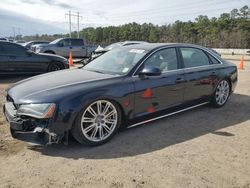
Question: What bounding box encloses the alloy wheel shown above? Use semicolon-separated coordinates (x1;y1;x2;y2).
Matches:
81;100;118;142
215;80;230;105
50;64;61;71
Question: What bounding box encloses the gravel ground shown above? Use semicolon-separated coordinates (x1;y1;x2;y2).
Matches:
0;59;249;188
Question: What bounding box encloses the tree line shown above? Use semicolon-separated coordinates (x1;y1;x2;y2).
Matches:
23;5;249;48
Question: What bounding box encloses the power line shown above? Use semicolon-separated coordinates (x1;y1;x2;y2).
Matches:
103;4;243;22
102;0;238;19
65;11;82;38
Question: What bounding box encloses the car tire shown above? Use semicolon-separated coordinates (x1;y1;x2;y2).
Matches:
211;79;230;108
71;100;122;146
44;50;55;54
48;62;64;72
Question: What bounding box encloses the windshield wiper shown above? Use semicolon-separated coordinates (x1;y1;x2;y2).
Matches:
89;69;105;74
84;68;121;76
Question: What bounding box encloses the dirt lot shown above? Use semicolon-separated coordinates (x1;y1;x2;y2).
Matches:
0;59;250;188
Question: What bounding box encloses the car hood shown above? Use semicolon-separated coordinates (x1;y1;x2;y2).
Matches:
33;43;53;48
37;52;67;61
94;49;109;53
7;69;117;104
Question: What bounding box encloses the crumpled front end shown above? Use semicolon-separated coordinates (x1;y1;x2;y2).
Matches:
3;97;65;145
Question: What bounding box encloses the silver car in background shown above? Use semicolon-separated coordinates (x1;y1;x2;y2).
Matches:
91;41;148;60
32;38;97;58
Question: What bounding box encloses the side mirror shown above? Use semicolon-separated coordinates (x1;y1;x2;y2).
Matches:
139;66;161;77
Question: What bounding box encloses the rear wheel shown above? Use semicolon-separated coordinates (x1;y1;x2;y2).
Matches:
211;79;230;108
48;62;64;72
71;100;122;146
44;50;55;54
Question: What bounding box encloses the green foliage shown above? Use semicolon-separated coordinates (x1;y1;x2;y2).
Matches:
23;6;249;48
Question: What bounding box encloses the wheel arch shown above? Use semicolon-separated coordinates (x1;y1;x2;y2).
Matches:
47;61;66;72
44;50;55;54
224;77;232;93
69;96;127;131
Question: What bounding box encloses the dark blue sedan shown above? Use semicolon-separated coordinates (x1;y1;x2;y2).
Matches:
3;43;237;146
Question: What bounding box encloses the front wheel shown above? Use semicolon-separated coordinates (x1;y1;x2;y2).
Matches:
71;100;122;146
48;62;64;72
211;79;230;108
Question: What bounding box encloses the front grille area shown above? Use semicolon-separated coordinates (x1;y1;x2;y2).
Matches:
6;94;19;109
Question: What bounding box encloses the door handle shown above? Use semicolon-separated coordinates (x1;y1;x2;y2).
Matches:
9;56;16;59
69;46;72;49
210;71;216;76
175;78;185;83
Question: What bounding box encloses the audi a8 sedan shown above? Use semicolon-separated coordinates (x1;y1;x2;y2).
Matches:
3;43;237;146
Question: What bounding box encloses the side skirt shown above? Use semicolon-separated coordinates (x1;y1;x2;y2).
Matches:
127;102;209;129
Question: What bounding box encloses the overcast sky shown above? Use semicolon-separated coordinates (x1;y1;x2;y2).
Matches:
0;0;249;37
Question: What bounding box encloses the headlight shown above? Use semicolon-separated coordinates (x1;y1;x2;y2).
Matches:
35;47;41;53
17;103;56;119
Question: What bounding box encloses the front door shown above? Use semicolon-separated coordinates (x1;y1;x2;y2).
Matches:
70;39;86;57
133;47;185;118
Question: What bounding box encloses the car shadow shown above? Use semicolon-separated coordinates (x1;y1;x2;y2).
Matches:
29;93;250;159
0;75;31;84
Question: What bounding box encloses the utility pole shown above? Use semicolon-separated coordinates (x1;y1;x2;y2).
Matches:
65;11;82;38
65;11;72;37
77;12;80;38
12;27;16;40
12;27;22;40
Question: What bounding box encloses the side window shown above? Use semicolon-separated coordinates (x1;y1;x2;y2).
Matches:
144;48;178;72
58;39;70;47
207;53;220;64
71;39;84;46
3;43;27;56
64;39;71;46
180;48;210;68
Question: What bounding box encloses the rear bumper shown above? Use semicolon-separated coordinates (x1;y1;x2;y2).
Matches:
3;102;61;145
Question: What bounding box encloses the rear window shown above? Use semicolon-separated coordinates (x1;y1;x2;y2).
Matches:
71;39;84;46
0;43;27;56
180;47;210;68
207;53;221;64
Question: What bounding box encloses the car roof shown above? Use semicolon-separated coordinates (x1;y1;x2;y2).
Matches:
120;43;210;51
122;41;148;44
61;38;83;40
0;41;13;44
0;41;25;46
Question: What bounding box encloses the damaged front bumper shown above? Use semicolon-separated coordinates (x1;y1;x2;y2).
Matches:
3;102;62;145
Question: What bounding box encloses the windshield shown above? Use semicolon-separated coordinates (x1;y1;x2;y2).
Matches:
50;38;61;44
104;42;123;51
23;42;31;46
84;48;148;75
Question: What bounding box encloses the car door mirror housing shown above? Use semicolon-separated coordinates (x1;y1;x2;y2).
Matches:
139;66;161;77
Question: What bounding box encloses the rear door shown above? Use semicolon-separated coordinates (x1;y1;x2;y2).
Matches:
133;47;185;118
70;39;86;58
179;47;220;102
